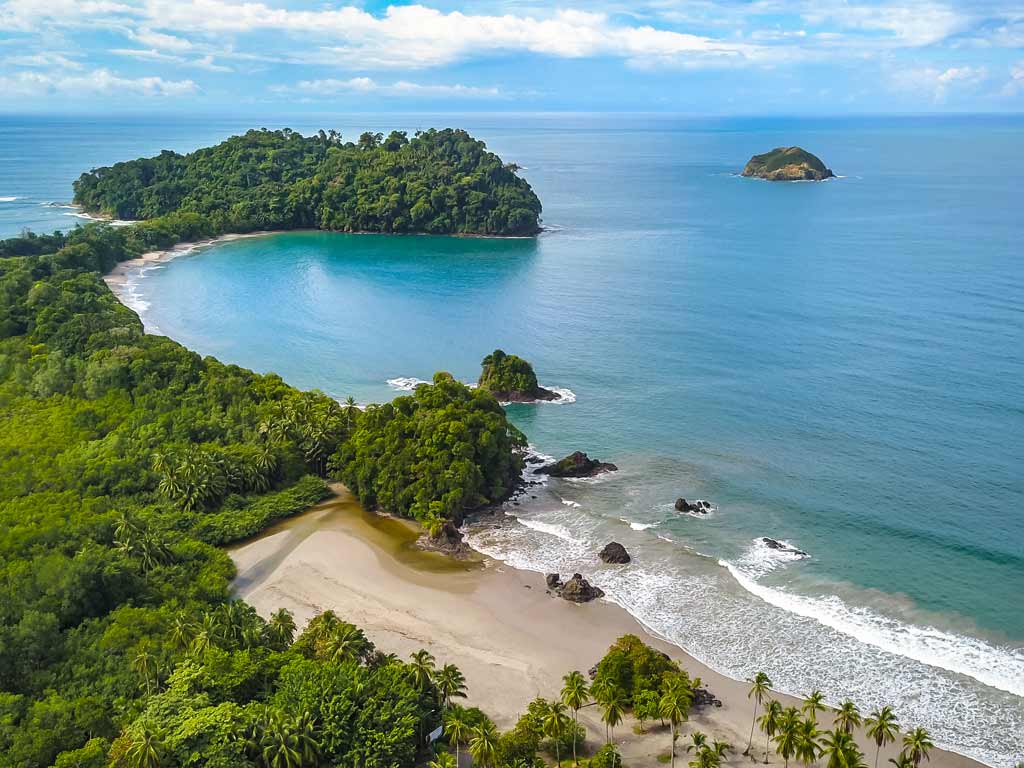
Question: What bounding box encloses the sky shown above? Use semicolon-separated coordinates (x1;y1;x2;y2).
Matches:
1;0;1022;114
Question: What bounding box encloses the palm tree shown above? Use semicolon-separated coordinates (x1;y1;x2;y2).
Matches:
260;715;303;768
746;672;773;756
864;707;899;768
124;727;163;768
710;740;733;761
803;691;828;724
774;708;803;768
292;711;319;766
795;718;821;768
834;701;861;735
561;670;589;765
131;650;157;695
597;685;627;746
325;623;370;664
429;753;457;768
659;684;691;768
409;648;437;689
436;664;468;709
444;706;470;767
469;721;500;768
686;731;708;754
901;728;933;768
758;699;784;764
888;756;915;768
266;608;296;649
343;396;359;430
169;613;195;653
821;729;863;768
543;700;571;766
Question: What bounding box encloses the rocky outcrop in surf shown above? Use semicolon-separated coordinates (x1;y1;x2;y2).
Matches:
675;498;713;514
546;572;605;602
478;349;563;403
537;451;617;478
761;537;808;557
599;541;631;564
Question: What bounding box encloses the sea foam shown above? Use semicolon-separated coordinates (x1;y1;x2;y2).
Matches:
0;196;19;202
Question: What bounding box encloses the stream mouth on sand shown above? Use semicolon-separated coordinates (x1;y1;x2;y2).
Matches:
227;485;481;597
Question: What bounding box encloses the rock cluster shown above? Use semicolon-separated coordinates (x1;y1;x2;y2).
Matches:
599;541;631;564
545;572;605;602
675;498;713;514
537;451;618;478
762;537;808;557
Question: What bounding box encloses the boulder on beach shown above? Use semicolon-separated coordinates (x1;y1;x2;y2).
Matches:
547;572;605;602
538;451;617;478
599;541;631;564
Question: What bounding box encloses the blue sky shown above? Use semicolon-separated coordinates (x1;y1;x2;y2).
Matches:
1;0;1022;113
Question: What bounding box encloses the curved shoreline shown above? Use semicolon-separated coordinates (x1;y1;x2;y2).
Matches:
102;235;995;768
228;486;985;768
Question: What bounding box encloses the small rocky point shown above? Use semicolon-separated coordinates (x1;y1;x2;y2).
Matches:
675;498;712;514
599;541;631;564
418;521;471;558
537;451;618;478
762;537;808;557
742;146;834;181
546;572;605;603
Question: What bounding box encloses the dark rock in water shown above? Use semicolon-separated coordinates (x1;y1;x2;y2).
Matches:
761;537;808;557
546;573;562;590
675;498;712;514
559;573;605;603
599;541;631;564
538;451;618;478
525;454;547;465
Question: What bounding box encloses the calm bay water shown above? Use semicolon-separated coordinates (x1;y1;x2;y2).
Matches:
2;114;1022;765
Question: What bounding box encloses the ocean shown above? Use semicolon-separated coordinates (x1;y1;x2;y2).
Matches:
1;114;1021;766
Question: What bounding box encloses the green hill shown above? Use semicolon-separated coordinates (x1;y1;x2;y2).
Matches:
741;146;834;181
73;127;542;236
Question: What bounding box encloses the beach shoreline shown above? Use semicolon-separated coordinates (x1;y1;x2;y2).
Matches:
228;486;985;768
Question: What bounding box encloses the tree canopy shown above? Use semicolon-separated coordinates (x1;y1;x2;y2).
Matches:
73;128;542;236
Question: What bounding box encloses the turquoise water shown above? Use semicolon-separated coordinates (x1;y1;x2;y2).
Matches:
3;115;1023;765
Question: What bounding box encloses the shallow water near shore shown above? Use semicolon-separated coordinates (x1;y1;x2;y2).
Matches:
5;114;1023;766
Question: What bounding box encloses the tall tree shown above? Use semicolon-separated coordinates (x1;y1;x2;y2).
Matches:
469;721;500;768
745;672;773;756
803;691;828;724
759;699;784;764
834;701;862;735
864;706;900;768
901;728;933;768
543;700;571;766
561;670;590;766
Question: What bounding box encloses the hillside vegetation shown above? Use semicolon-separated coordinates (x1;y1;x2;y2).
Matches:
0;222;525;767
73;128;542;236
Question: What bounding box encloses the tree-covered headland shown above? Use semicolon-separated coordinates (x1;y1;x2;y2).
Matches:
477;349;558;402
0;220;526;766
73;128;542;236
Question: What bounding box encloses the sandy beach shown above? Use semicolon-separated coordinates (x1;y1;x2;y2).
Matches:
229;486;983;768
103;231;284;294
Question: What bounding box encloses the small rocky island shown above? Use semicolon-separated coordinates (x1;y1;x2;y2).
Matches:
537;451;618;478
478;349;560;402
742;146;834;181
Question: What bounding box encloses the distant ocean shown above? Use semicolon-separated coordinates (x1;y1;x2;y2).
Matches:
2;114;1022;766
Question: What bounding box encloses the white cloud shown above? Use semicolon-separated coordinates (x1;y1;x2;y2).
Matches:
271;77;502;98
4;52;83;69
805;1;969;46
1000;60;1024;96
889;63;989;100
110;47;232;71
0;67;197;97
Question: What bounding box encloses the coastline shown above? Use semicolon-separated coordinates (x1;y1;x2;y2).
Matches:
228;486;984;768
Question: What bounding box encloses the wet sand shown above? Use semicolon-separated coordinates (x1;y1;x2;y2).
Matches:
228;487;983;768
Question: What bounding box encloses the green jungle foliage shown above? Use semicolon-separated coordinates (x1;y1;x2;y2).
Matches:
593;634;688;705
748;146;828;173
331;372;526;524
0;222;527;767
73;128;542;236
477;349;541;396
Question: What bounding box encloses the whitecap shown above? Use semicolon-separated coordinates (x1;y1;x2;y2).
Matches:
517;518;578;542
719;559;1024;698
0;196;19;202
619;517;659;531
559;497;582;509
542;385;576;404
386;376;429;391
731;537;809;578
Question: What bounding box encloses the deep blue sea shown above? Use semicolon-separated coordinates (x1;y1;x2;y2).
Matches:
1;114;1022;765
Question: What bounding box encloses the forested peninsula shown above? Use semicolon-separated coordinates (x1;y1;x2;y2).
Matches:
72;128;542;236
0;219;529;767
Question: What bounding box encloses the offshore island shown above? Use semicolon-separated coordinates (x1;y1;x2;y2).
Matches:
741;147;835;181
0;128;975;768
